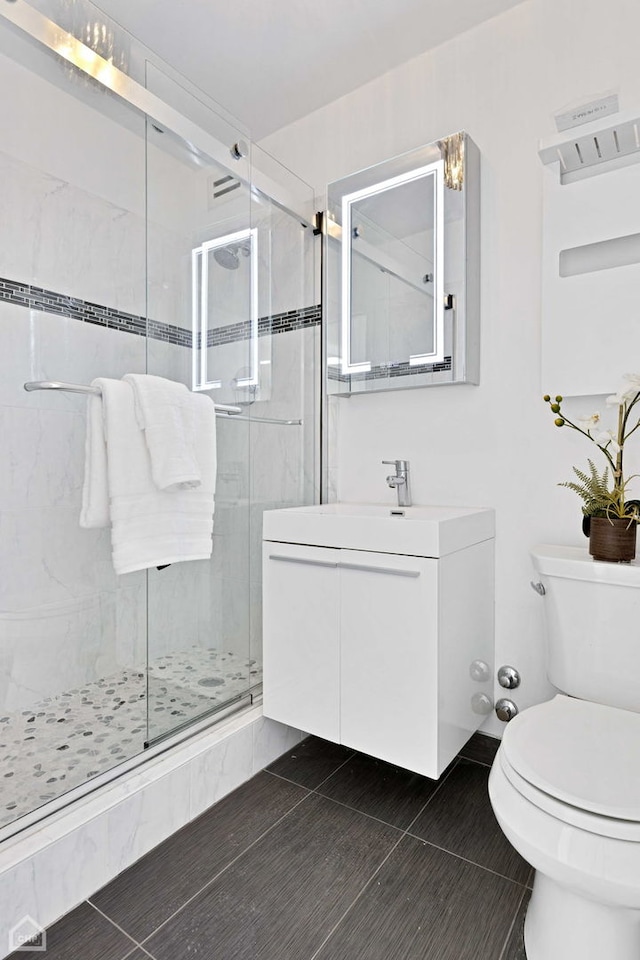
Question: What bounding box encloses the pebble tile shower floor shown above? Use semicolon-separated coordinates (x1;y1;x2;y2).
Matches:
6;734;530;959
0;647;261;828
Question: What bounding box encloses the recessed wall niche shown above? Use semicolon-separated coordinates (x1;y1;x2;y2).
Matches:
540;111;640;397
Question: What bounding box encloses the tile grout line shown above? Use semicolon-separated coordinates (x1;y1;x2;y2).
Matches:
269;753;458;836
457;755;495;769
272;756;506;875
306;760;465;960
300;754;526;959
312;750;358;791
401;757;462;835
85;900;154;958
122;944;158;960
264;768;308;788
306;829;408;960
302;788;408;834
130;786;317;947
305;758;480;960
496;883;529;960
402;832;531;889
263;748;357;795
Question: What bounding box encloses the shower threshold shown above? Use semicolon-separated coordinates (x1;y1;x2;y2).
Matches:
0;647;261;831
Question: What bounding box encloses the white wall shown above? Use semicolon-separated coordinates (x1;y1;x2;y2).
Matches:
261;0;640;735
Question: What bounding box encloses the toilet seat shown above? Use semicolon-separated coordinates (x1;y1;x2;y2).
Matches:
500;695;640;841
499;748;640;841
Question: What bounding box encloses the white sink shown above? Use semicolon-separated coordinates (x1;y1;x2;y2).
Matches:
263;502;494;558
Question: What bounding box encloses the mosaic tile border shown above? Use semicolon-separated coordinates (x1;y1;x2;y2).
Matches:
0;275;321;348
328;356;453;383
0;276;191;346
206;304;321;347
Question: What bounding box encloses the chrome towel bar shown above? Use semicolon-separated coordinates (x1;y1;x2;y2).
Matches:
24;379;103;397
23;381;302;424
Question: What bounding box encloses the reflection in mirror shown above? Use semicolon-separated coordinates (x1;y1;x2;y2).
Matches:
192;227;258;391
326;131;479;395
342;159;444;374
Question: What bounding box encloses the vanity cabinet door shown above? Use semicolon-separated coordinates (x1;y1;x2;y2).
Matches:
262;542;341;743
339;549;440;776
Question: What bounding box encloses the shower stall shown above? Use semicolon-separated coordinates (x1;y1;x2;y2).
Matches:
0;0;319;839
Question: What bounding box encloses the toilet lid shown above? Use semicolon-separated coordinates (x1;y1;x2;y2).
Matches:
502;695;640;821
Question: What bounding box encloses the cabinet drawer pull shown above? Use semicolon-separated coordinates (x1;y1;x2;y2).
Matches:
268;553;339;568
339;561;420;578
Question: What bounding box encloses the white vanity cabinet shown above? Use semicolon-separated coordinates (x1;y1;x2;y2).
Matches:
262;503;494;778
262;542;341;743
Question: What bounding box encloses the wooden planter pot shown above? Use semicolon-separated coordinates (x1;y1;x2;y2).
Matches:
589;516;637;563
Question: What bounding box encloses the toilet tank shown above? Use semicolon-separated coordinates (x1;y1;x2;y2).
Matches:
531;544;640;714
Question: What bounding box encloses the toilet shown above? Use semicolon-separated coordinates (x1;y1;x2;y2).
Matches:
488;544;640;960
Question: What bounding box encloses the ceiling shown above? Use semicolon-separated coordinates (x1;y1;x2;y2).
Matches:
92;0;525;140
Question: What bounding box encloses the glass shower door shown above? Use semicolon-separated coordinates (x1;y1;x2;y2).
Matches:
144;66;254;744
143;68;320;744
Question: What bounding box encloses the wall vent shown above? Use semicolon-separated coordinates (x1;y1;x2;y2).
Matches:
209;174;241;201
539;110;640;183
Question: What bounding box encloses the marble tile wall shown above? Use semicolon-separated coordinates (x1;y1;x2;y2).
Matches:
0;303;149;712
0;145;192;333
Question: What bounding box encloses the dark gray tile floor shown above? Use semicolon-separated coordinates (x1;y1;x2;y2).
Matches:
9;733;530;960
409;759;533;885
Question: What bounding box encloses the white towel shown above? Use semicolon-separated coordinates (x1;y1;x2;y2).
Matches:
123;373;202;491
80;390;110;529
80;378;217;575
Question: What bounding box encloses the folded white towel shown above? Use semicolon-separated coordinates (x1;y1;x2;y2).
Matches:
80;390;110;529
80;378;217;575
123;373;201;492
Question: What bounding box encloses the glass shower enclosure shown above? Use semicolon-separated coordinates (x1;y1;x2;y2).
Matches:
0;0;319;836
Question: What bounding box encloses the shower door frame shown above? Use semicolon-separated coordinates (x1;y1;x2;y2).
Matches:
0;2;314;228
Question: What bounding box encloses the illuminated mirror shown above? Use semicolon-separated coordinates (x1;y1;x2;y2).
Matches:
192;227;258;392
341;159;444;374
326;131;480;394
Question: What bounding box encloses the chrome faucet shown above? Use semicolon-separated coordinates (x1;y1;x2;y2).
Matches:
382;459;412;507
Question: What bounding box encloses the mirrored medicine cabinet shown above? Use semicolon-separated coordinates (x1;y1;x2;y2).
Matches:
325;131;480;395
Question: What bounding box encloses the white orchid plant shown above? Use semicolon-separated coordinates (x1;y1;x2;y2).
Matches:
544;373;640;521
